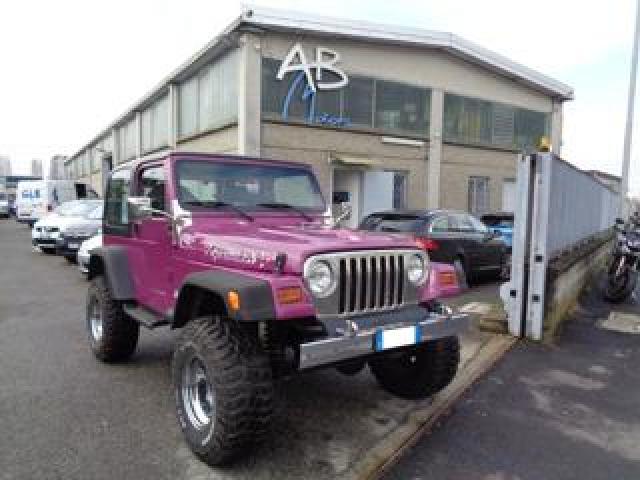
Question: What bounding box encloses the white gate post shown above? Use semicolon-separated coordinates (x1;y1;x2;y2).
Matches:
507;154;533;337
526;153;552;340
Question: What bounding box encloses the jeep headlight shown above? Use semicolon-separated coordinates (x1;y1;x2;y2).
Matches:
407;253;428;285
305;260;335;297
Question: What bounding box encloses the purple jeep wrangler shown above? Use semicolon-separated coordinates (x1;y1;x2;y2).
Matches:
86;153;469;465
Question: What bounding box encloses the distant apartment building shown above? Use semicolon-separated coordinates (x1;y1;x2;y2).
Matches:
0;155;11;177
48;155;68;179
31;159;43;178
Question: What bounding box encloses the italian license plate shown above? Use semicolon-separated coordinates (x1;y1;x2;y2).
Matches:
68;243;79;249
375;325;420;351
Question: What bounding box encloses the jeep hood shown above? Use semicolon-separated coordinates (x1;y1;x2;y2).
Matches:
179;222;420;274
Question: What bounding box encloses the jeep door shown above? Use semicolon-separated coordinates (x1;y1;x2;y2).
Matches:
129;164;173;313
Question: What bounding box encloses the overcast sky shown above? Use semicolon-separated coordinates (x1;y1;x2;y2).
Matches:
0;0;637;194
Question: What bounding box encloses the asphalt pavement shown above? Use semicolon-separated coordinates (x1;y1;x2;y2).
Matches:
383;277;640;480
0;219;495;480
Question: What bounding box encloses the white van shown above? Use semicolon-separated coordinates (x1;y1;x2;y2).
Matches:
16;180;98;225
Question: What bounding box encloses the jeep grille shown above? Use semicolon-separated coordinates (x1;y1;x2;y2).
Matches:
305;249;425;317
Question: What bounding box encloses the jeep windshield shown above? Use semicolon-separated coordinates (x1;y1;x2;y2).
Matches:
176;160;325;212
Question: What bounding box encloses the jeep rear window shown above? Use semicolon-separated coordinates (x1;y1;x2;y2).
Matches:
176;161;325;211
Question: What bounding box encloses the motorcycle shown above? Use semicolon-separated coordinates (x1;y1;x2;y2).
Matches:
603;218;640;303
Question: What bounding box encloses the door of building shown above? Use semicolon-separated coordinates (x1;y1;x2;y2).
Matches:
502;179;516;212
362;171;394;219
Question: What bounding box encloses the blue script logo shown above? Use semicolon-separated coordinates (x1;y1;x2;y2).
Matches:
277;43;351;127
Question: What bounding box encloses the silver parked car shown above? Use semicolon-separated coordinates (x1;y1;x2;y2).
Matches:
77;233;102;274
56;203;103;262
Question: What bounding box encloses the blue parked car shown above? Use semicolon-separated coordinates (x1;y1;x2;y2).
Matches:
481;212;514;251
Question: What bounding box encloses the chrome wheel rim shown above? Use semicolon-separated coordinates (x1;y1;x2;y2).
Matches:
89;298;103;342
182;356;214;430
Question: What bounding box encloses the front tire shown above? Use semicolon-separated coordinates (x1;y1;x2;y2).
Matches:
369;336;460;399
172;316;274;466
86;276;139;362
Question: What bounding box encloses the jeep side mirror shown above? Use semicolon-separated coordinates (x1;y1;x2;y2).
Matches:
332;202;352;228
128;196;152;220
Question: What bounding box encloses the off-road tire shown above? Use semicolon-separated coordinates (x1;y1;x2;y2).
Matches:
172;316;274;466
41;246;56;255
64;254;76;264
369;336;460;399
86;276;139;362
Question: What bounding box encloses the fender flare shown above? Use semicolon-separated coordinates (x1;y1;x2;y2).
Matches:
88;246;135;301
173;270;276;328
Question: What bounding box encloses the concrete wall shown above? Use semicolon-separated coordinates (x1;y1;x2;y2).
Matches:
543;236;613;342
440;145;517;211
261;122;428;206
175;125;238;154
260;33;554;113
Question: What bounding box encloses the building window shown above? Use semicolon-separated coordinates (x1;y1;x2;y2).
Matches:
343;76;374;128
118;118;137;161
141;94;169;153
261;57;430;136
375;80;429;134
444;93;549;150
393;172;407;209
178;51;238;140
468;176;490;215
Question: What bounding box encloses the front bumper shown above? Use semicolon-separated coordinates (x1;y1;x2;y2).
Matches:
298;305;470;370
56;235;91;255
77;250;90;274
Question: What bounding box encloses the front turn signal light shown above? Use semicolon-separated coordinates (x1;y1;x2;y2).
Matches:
227;290;241;311
277;286;303;305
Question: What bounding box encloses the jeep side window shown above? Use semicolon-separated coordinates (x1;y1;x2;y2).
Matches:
139;165;166;212
104;168;131;232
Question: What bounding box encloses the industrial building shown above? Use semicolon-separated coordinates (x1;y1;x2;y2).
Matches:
65;6;572;225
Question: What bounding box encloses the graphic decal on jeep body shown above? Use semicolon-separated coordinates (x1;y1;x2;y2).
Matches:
179;232;277;270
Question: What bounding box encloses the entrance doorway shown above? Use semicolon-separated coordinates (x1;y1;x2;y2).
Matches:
332;168;397;228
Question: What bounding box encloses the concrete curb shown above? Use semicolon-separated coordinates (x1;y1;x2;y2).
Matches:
341;334;518;480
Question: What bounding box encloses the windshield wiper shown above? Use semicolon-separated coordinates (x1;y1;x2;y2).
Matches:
183;200;253;222
257;202;313;222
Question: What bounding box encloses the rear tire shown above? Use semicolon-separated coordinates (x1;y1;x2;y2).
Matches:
64;254;77;264
604;269;637;303
172;315;274;466
369;336;460;399
41;247;56;255
86;276;139;362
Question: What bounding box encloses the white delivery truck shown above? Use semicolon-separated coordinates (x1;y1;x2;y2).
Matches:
16;180;98;226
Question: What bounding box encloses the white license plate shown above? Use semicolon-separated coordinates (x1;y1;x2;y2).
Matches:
375;325;419;351
68;243;79;249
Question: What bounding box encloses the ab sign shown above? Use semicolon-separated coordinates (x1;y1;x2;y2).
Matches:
276;43;350;126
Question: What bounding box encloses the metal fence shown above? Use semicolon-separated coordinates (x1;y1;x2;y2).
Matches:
545;157;619;256
508;152;622;341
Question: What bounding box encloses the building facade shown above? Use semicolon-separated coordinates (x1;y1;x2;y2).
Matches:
48;155;68;180
65;6;572;224
0;156;11;177
30;159;43;178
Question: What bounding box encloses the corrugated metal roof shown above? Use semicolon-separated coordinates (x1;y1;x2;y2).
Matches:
67;5;573;163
